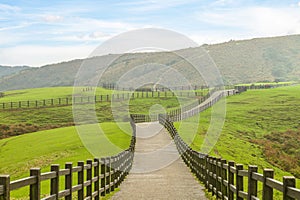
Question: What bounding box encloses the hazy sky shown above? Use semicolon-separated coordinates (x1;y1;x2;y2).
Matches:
1;0;300;66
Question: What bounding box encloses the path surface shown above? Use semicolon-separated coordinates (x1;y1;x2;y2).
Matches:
111;122;207;200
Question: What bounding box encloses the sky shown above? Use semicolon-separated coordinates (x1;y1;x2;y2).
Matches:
1;0;300;67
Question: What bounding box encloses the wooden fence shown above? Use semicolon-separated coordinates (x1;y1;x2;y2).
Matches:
100;83;233;92
234;83;293;92
130;89;237;124
159;116;300;200
0;90;207;110
0;117;137;200
167;89;236;122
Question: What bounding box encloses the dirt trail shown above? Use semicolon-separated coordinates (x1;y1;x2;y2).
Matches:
111;122;207;200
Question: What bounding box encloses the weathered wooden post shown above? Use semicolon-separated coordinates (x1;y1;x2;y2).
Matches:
236;164;244;200
50;164;60;198
221;159;227;199
94;158;100;200
228;161;235;200
0;175;10;200
283;176;296;200
248;165;258;199
216;158;222;198
77;161;84;200
212;157;217;196
65;162;73;200
30;168;41;200
263;169;274;200
100;158;106;196
86;160;93;198
106;157;111;194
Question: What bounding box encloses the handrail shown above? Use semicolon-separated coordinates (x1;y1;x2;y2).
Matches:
159;116;300;200
0;116;137;200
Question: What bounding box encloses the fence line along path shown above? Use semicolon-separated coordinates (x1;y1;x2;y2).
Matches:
111;122;207;200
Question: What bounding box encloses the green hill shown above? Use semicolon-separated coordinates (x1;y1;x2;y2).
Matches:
0;122;131;198
0;65;30;80
0;34;300;91
175;85;300;190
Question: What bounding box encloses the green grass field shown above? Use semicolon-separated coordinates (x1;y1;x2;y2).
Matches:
0;87;112;102
0;86;200;139
0;122;132;198
0;86;206;103
235;81;295;87
175;85;300;199
1;85;299;199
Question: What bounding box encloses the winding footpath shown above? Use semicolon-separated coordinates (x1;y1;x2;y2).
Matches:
111;122;207;200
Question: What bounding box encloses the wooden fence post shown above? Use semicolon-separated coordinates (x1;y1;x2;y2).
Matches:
77;161;84;200
221;159;227;199
216;158;221;198
108;157;112;193
0;175;10;200
212;157;217;196
65;162;73;200
94;158;100;200
236;164;244;200
87;160;93;198
263;169;274;200
283;176;296;200
30;168;41;200
111;156;116;192
248;165;258;200
100;158;106;196
50;164;59;198
204;155;209;190
228;161;235;200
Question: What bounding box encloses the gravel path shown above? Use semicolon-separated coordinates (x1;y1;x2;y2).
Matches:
111;122;207;200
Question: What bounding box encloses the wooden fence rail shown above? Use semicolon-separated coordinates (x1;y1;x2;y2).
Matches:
131;89;237;124
0;117;137;200
0;90;208;110
234;83;293;92
159;116;300;200
167;89;236;122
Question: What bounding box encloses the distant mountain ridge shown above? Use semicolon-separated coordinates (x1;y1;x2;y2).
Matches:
0;65;30;79
0;34;300;91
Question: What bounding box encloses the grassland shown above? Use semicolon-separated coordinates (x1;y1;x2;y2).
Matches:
175;85;300;199
0;122;132;198
0;86;200;139
1;85;299;199
235;81;295;86
0;86;202;103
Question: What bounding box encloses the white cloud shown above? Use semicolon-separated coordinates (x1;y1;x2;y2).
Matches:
212;0;234;6
196;6;300;38
43;15;64;23
118;0;197;12
0;45;97;67
0;3;20;12
46;18;142;43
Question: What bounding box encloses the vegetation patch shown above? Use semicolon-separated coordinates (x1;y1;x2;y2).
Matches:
0;123;74;139
252;129;300;178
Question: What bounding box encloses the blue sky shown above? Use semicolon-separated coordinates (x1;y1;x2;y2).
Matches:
1;0;300;66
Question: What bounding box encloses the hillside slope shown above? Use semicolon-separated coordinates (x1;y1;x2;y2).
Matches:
1;34;300;90
0;65;30;79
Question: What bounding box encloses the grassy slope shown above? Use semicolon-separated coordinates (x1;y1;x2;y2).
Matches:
0;122;131;198
0;86;202;103
0;87;114;103
0;86;202;139
235;81;294;86
0;88;198;127
175;85;300;199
